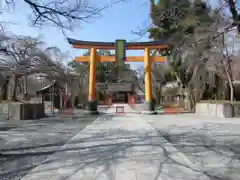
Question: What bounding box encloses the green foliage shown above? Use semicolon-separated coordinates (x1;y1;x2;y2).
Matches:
148;0;211;40
148;0;214;86
147;0;230;105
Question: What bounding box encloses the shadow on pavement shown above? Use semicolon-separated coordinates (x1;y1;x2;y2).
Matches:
1;113;239;180
154;123;240;180
0;115;98;180
0;114;226;180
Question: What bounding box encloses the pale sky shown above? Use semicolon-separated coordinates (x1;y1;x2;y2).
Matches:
0;0;151;68
0;0;230;69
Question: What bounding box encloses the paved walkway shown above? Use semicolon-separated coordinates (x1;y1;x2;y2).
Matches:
143;114;240;180
20;104;210;180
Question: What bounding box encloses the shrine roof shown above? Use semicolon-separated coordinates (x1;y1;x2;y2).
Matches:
97;83;133;92
67;38;171;50
36;80;63;94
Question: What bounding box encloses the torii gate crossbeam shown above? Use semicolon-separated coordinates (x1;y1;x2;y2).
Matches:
67;38;171;114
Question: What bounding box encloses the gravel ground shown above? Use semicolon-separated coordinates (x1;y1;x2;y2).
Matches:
144;114;240;180
0;113;98;180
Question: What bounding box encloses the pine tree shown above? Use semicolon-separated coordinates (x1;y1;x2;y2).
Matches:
148;0;211;40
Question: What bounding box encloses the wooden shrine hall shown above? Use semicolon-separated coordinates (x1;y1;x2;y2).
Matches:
97;83;135;104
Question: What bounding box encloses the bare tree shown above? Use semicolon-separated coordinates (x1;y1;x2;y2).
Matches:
151;63;166;105
68;61;89;107
0;34;68;102
211;32;237;101
3;0;128;30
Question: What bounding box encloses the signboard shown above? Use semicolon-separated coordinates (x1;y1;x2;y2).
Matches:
115;39;126;66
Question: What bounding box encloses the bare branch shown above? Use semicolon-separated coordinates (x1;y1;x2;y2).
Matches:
3;0;129;31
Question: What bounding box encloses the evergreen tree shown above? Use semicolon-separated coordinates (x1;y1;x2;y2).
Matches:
148;0;226;107
148;0;210;41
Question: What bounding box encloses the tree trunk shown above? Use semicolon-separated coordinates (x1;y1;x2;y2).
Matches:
190;92;196;112
0;88;4;102
7;73;17;101
24;75;28;94
229;80;234;101
224;61;234;101
0;79;10;101
185;88;196;112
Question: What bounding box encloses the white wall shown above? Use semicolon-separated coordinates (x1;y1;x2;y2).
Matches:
195;103;233;118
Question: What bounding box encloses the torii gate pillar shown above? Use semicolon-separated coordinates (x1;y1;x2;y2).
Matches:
87;48;98;114
143;48;155;113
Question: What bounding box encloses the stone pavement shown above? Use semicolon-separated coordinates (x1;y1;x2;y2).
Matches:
20;104;210;180
0;115;97;180
144;114;240;180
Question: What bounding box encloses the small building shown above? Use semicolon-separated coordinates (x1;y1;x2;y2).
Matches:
161;81;185;107
36;80;67;110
